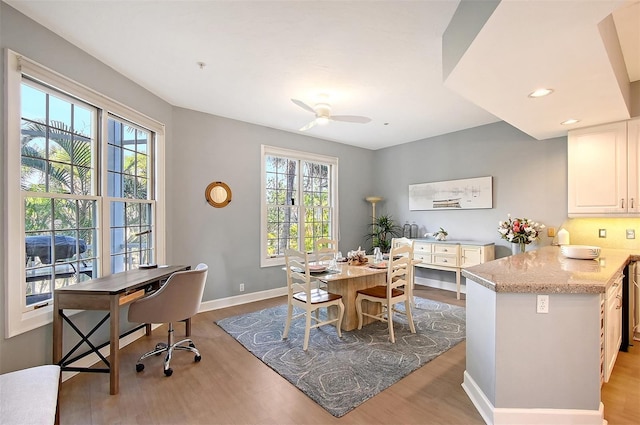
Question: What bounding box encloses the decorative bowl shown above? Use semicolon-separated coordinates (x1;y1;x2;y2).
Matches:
560;245;601;260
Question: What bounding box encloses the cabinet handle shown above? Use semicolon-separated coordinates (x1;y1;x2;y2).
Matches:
621;198;625;208
632;198;635;209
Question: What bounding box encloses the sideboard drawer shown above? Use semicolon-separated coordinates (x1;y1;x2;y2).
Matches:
415;253;432;264
432;254;458;267
414;242;432;254
433;244;456;254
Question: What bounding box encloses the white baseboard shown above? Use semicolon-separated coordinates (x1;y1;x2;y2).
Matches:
199;286;287;312
462;371;495;425
61;287;288;382
462;371;607;425
414;276;465;295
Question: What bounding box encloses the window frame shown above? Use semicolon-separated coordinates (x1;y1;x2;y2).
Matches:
260;144;339;268
4;49;167;338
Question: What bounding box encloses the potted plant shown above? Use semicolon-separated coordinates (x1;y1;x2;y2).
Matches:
365;214;402;253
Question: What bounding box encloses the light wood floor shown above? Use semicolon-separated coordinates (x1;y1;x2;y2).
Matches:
59;287;639;424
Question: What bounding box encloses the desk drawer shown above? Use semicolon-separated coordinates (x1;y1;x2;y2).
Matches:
119;289;146;305
432;254;458;267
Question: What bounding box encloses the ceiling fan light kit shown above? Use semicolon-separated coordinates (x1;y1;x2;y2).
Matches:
291;98;371;132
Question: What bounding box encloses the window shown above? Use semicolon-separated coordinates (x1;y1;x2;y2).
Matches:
4;50;166;337
261;145;338;267
107;117;154;273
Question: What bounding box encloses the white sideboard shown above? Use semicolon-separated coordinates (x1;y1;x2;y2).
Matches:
413;239;495;299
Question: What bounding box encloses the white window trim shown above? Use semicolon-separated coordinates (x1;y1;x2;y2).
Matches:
260;144;339;268
3;49;166;338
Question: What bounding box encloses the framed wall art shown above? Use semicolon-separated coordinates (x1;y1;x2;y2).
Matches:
409;176;492;211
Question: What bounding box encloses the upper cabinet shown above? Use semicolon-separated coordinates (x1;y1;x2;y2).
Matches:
568;119;640;216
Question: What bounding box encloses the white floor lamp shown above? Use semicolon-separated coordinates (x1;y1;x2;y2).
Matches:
365;196;383;233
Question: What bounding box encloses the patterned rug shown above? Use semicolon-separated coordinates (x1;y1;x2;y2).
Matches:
215;297;465;417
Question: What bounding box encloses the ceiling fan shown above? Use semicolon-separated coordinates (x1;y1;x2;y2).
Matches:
291;99;371;131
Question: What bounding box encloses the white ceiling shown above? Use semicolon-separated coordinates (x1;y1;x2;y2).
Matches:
5;0;639;150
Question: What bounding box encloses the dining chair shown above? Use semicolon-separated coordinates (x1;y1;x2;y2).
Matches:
283;248;344;350
313;237;338;292
314;237;338;263
391;237;416;308
127;263;208;376
355;243;416;343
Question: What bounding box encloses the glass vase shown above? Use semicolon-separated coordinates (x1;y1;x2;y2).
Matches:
511;242;526;255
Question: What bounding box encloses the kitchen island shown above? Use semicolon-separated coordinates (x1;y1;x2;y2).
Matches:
461;246;639;425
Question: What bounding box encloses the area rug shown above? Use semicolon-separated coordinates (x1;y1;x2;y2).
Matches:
215;297;465;417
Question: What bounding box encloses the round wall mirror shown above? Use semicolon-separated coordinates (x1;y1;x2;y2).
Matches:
205;181;232;208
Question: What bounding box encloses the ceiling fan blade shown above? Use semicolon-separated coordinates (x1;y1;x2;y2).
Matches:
291;98;316;114
330;115;372;124
299;119;318;131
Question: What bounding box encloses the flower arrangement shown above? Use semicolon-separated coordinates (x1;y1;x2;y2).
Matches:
498;214;545;245
433;227;448;241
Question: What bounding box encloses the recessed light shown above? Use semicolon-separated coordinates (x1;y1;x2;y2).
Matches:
528;88;554;98
561;119;580;125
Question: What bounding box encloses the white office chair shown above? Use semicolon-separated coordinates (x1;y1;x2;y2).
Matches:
128;263;208;376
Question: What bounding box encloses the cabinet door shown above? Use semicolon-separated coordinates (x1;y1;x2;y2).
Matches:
628;118;640;213
460;245;482;268
568;122;628;215
604;278;623;382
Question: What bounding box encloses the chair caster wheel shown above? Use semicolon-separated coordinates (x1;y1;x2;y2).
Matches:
136;363;144;373
164;368;173;377
194;355;202;362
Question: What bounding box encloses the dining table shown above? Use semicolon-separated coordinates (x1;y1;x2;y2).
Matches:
314;261;389;331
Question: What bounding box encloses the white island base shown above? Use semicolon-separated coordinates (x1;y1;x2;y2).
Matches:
462;277;606;425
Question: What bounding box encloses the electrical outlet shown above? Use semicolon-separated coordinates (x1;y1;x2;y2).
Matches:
599;229;607;238
626;229;635;239
239;283;245;292
536;295;549;314
547;227;556;237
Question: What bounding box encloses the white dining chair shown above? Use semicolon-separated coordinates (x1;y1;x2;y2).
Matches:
391;237;416;308
283;248;344;350
355;243;416;343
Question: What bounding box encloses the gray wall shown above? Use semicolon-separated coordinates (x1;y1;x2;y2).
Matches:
372;121;568;286
169;107;375;300
466;280;601;410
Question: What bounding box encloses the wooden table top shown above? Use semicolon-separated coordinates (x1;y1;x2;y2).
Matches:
54;265;189;295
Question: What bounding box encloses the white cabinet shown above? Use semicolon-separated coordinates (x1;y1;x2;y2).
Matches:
603;273;623;383
568;118;640;216
413;240;494;299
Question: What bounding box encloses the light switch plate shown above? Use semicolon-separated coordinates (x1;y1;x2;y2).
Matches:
626;229;635;239
599;229;607;238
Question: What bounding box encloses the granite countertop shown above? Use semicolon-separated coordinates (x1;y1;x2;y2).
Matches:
462;245;640;294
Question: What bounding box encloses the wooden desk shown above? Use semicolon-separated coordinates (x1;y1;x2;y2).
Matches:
319;263;387;331
53;265;188;395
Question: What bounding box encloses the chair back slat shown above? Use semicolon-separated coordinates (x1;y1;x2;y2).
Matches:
387;243;413;295
314;238;338;263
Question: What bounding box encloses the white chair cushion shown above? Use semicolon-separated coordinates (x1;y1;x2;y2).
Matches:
0;365;60;424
